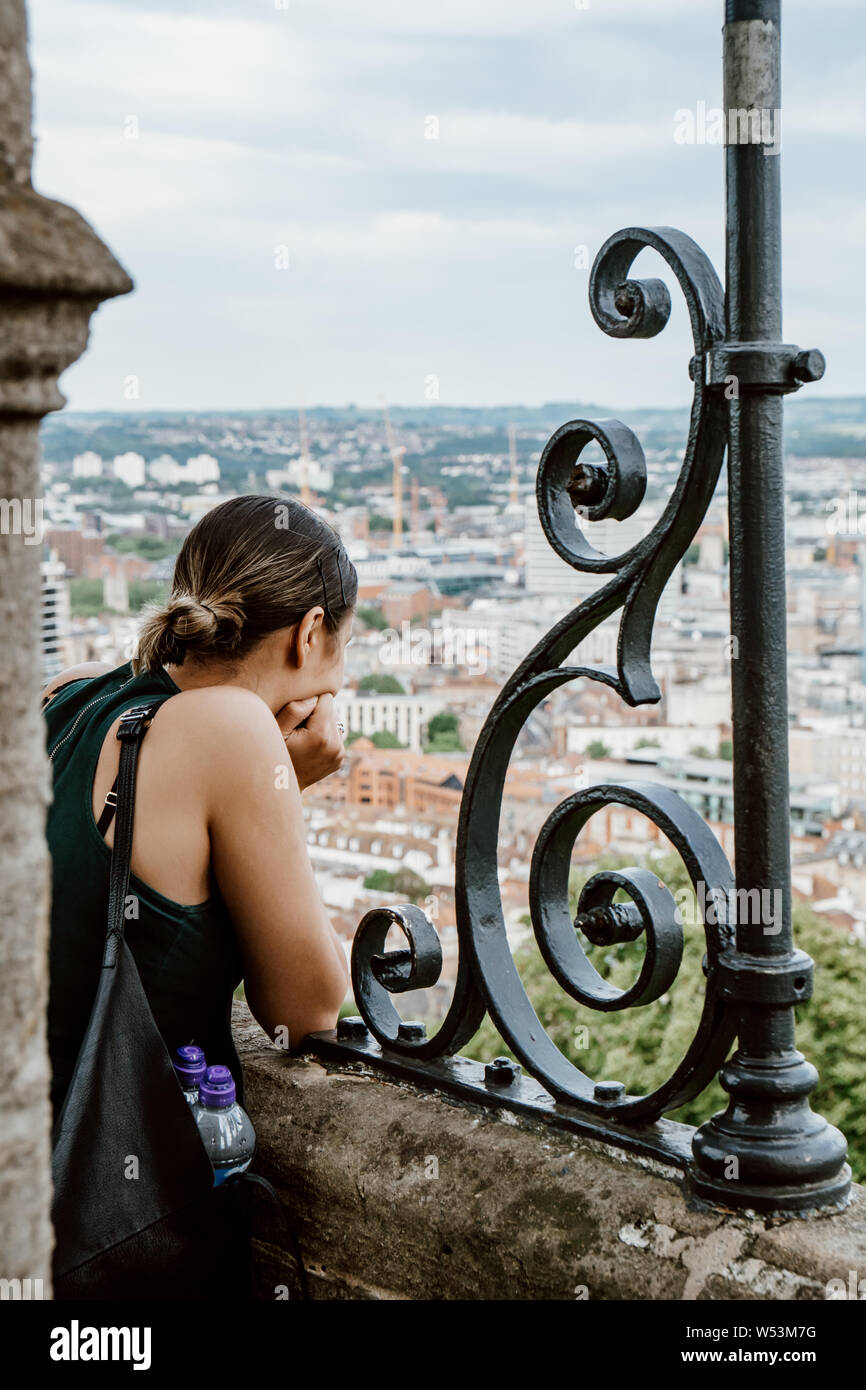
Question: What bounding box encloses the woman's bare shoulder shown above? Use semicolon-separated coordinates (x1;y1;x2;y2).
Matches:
149;685;299;809
153;685;285;764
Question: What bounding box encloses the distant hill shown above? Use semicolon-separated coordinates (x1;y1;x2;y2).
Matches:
39;396;866;471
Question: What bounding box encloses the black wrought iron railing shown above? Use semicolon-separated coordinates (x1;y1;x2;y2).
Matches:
306;0;851;1215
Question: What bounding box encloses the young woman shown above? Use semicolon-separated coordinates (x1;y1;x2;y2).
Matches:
42;495;356;1120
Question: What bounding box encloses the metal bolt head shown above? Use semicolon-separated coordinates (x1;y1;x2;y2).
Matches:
566;462;608;509
594;1080;626;1104
397;1019;426;1041
336;1015;369;1040
793;348;826;384
485;1055;521;1086
614;283;640;318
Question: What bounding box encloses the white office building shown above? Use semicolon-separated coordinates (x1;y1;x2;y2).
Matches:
112;452;146;488
266;458;333;494
336;691;446;753
149;454;185;486
72;451;103;478
185;454;221;484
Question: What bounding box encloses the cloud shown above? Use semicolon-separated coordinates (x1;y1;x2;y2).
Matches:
26;0;866;410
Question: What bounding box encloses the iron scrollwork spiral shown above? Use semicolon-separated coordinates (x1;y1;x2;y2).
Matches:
351;227;739;1123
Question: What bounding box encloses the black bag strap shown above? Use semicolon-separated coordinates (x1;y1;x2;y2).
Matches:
102;701;162;969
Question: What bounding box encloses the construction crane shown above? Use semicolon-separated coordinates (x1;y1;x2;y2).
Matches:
381;400;405;547
410;477;420;547
508;423;519;508
298;398;311;506
431;486;446;538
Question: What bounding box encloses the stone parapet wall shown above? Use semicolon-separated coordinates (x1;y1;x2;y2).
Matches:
233;1003;866;1302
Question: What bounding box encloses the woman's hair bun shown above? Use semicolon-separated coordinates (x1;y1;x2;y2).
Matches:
166;594;244;643
133;591;244;672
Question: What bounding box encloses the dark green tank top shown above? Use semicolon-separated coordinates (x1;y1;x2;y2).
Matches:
44;661;245;1122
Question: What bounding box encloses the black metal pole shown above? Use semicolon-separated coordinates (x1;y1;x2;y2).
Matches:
691;0;849;1210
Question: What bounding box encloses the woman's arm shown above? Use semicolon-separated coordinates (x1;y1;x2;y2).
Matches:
193;687;350;1046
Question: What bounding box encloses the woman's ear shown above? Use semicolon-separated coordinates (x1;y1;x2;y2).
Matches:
291;607;325;670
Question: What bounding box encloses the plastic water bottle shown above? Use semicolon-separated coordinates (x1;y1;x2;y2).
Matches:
173;1044;206;1107
194;1065;256;1185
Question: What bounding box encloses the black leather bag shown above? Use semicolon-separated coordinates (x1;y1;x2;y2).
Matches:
51;702;253;1300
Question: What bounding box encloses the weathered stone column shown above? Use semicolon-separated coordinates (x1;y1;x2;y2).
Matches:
0;0;131;1290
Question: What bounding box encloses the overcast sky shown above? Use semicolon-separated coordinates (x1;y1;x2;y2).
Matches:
26;0;866;412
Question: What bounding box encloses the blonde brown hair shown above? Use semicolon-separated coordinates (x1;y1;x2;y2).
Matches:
133;495;357;674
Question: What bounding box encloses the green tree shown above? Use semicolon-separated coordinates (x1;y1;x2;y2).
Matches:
363;867;430;902
585;739;611;759
69;578;105;617
128;580;168;611
428;717;458;739
69;577;168;618
718;739;733;761
393;868;432;902
635;736;661;750
358;674;405;694
106;533;178;561
425;711;463;752
427;712;458;740
426;732;463;752
356;607;387;631
370;730;405;749
363;868;395;892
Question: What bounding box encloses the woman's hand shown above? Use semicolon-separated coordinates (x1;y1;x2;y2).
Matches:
277;693;345;791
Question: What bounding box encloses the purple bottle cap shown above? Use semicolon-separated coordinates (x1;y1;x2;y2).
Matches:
174;1044;206;1086
199;1064;236;1109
